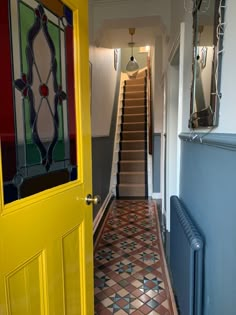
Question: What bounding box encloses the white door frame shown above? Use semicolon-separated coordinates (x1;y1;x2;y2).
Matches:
163;23;186;231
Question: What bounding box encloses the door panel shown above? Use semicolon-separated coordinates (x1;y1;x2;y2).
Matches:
0;0;93;314
6;253;46;315
62;227;82;314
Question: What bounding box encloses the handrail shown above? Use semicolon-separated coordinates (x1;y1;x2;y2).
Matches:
109;72;128;195
147;56;153;155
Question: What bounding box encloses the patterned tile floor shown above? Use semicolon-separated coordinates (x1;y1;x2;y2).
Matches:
94;199;178;315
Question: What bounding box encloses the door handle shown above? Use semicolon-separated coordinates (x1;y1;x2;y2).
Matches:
85;194;101;206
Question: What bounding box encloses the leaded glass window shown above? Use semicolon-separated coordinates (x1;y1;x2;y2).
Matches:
0;0;77;203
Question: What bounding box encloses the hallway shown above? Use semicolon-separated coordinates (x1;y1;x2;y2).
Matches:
94;199;177;314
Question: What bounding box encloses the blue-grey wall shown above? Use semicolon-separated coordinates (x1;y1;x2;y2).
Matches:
92;137;114;219
153;133;161;193
92;67;121;219
179;134;236;315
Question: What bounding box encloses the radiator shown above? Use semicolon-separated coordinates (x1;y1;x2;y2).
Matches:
170;196;204;315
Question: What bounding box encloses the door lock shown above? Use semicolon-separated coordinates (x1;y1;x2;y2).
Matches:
85;194;101;206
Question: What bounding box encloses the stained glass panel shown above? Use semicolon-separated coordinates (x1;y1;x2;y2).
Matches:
0;0;77;204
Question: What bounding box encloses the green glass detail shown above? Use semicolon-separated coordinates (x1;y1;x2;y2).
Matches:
58;104;64;140
48;21;61;84
53;140;65;161
19;2;34;74
26;143;41;165
53;105;65;161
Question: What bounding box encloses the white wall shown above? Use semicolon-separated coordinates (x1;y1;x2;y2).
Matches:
159;0;195;137
160;1;192;231
89;46;118;137
169;0;185;47
165;58;180;230
179;12;193;133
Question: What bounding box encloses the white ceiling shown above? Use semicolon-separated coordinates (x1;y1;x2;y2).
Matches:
89;0;171;48
95;16;165;48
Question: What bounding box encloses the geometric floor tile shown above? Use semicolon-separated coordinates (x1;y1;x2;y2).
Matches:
136;250;160;264
94;199;178;314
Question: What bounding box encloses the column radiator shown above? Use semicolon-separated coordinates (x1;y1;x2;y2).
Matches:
170;196;204;315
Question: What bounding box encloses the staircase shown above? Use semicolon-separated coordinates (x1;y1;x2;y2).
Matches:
117;70;148;197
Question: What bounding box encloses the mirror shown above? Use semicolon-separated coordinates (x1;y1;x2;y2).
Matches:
189;0;225;128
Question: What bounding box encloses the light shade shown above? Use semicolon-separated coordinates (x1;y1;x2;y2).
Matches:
126;56;139;79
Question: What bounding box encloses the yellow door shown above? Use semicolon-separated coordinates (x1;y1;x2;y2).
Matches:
0;0;94;314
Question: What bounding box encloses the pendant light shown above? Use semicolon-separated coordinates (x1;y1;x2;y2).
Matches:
126;28;139;79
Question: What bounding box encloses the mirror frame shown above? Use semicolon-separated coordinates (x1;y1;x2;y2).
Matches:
189;0;225;129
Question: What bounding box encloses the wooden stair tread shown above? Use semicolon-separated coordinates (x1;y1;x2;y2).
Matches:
125;83;145;87
124;105;146;108
121;139;145;142
123;99;146;106
123;98;146;101
119;171;145;175
123;113;146;116
122;130;145;133
124;96;146;99
119;160;145;162
122;122;145;125
120;149;145;152
118;183;145;187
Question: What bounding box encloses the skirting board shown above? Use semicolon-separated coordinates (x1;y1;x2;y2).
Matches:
93;192;114;234
152;193;162;199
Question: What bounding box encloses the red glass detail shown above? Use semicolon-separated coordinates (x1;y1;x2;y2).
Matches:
42;14;48;23
66;26;76;165
23;88;28;97
22;74;28;96
35;8;40;17
0;1;16;181
22;73;27;83
40;84;49;97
